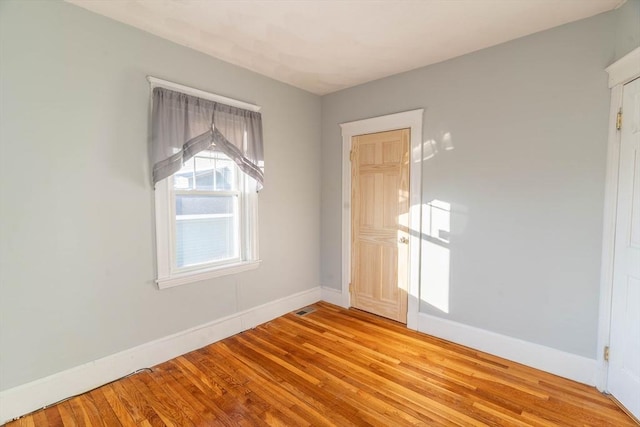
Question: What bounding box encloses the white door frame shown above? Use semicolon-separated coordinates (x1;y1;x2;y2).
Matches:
596;47;640;392
340;109;424;330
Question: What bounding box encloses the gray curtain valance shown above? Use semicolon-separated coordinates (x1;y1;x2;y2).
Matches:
151;87;264;189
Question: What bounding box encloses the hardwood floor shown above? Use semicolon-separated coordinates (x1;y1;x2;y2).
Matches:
6;302;636;426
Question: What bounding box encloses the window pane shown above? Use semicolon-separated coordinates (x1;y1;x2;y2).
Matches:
173;157;194;190
175;194;234;215
173;151;239;191
215;159;237;191
194;156;215;190
175;195;239;268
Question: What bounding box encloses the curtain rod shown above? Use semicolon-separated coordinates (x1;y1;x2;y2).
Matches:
146;76;261;112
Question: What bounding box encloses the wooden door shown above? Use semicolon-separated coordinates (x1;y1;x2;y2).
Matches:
608;77;640;420
351;129;409;323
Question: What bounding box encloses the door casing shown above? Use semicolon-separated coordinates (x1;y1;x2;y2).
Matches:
597;47;640;393
340;109;424;330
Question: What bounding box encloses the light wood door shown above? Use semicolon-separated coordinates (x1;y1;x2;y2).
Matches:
351;129;409;323
609;77;640;420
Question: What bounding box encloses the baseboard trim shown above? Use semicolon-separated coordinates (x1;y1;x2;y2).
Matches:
418;313;597;386
321;286;348;308
0;286;321;424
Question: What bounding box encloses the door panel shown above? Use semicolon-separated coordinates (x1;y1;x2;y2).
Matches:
351;129;409;323
609;77;640;419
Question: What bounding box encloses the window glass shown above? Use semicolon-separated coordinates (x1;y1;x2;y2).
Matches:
175;195;239;268
172;151;241;270
215;159;237;191
194;156;215;191
173;157;194;190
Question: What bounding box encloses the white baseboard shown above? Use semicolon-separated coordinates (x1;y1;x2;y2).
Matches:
0;286;321;424
418;313;598;386
320;286;348;308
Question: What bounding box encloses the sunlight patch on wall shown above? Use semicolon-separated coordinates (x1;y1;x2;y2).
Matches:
421;199;451;313
422;132;455;161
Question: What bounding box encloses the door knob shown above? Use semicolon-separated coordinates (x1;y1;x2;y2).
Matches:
399;237;409;244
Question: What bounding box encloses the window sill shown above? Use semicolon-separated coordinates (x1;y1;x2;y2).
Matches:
156;260;261;290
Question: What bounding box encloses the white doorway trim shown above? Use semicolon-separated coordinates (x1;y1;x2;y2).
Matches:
596;46;640;392
340;109;424;330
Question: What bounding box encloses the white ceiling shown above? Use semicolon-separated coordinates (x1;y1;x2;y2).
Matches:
67;0;624;95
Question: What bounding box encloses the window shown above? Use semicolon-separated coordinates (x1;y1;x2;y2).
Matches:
174;151;241;269
155;152;259;288
150;78;262;289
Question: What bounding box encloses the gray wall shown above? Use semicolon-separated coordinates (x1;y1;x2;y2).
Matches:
615;0;640;61
0;0;321;390
321;7;637;359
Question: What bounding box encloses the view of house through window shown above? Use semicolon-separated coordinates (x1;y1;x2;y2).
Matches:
172;151;241;269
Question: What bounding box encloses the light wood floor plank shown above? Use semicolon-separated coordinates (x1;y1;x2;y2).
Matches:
74;395;105;427
5;302;637;426
87;391;122;427
102;383;140;426
56;402;77;427
30;410;49;427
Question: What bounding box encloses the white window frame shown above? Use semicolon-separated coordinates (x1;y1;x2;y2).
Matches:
149;77;261;290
